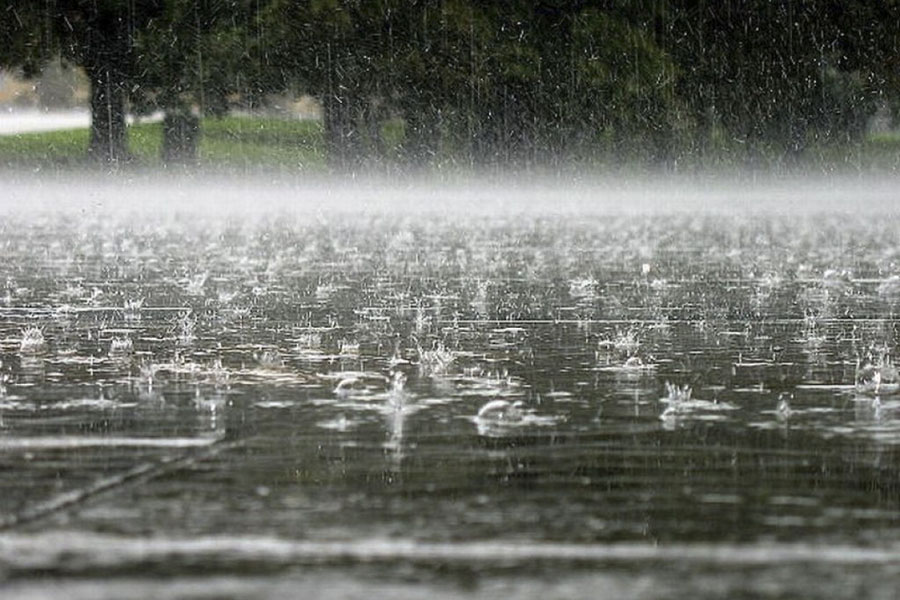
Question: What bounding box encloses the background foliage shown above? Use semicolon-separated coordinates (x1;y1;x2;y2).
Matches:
1;0;898;170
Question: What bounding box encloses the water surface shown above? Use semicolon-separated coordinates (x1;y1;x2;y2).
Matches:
0;199;898;598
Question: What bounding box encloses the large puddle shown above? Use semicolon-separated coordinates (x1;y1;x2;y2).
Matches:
0;195;899;597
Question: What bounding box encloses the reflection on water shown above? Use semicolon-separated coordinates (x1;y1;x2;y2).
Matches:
0;210;899;597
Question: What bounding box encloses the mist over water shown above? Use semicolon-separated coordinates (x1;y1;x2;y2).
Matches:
3;171;899;216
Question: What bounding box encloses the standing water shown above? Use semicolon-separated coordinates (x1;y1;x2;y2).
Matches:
0;177;898;599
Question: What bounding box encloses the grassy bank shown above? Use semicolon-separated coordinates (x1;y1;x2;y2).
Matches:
1;114;899;174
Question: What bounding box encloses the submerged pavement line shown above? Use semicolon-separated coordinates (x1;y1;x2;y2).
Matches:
0;436;222;450
1;534;899;570
0;436;242;531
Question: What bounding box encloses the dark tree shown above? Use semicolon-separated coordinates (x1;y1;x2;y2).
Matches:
132;0;269;164
263;0;383;170
0;1;162;163
4;0;899;170
666;0;899;166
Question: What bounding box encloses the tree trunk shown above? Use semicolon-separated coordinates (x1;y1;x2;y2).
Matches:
162;109;200;165
85;61;129;163
402;103;441;171
323;93;364;171
470;99;501;169
84;27;131;163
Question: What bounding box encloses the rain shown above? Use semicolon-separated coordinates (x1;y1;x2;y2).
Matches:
1;2;900;599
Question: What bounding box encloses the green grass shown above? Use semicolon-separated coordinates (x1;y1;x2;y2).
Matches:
126;120;164;164
199;116;326;169
1;113;899;174
0;115;327;172
0;127;91;166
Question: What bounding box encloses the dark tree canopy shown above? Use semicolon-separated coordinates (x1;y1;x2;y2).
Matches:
2;0;899;170
131;1;268;163
1;1;164;162
260;0;900;170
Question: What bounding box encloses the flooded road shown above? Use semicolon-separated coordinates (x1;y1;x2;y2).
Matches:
0;199;898;598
